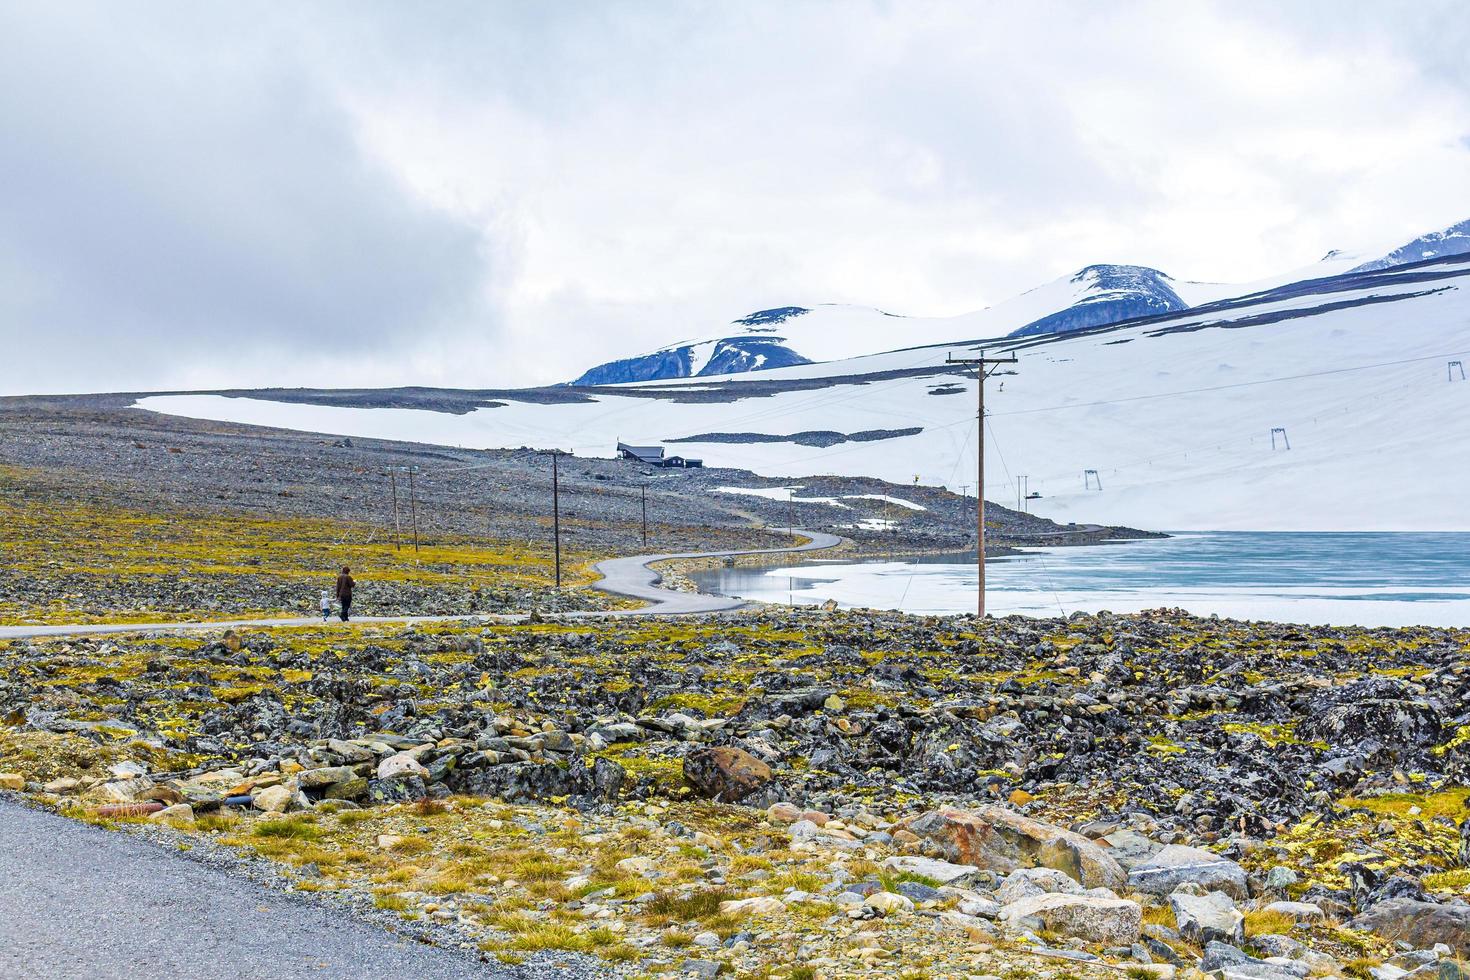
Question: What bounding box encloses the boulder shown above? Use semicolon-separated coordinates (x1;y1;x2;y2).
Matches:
367;774;426;804
0;773;24;791
1263;901;1324;922
1101;829;1167;869
297;766;359;789
683;747;772;803
148;803;196;824
1349;899;1470;954
1128;844;1249;900
253;784;293;813
376;753;429;781
866;891;915;914
881;855;981;885
1170;890;1245;945
997;867;1084;905
1297;678;1443;760
461;761;590;803
323;777;368;801
999;893;1142;945
904;805;1126;890
1199;942;1303;980
719;896;784;917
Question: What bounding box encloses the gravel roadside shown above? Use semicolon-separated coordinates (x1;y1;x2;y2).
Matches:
0;796;608;980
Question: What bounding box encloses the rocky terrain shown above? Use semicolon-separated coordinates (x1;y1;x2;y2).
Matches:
3;608;1468;978
0;398;1149;559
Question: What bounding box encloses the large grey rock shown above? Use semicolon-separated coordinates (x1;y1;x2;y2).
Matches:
1350;899;1470;955
1263;901;1324;922
1171;890;1245;945
1297;678;1443;761
1101;829;1167;869
997;867;1083;905
881;855;981;885
1200;942;1302;980
999;893;1142;944
297;766;358;789
1128;844;1249;900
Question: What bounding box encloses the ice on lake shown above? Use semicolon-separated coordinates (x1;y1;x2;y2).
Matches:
690;532;1470;627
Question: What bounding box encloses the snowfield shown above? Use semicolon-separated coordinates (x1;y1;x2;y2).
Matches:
137;253;1470;532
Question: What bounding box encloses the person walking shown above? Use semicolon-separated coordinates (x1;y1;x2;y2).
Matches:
319;588;332;621
334;566;355;622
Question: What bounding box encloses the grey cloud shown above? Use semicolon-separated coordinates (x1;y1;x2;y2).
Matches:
0;5;489;393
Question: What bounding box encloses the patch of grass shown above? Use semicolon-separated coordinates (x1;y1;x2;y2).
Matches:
643;888;738;926
373;892;413;911
1245;909;1297;937
252;817;322;840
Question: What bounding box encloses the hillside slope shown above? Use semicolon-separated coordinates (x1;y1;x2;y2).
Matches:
138;252;1470;531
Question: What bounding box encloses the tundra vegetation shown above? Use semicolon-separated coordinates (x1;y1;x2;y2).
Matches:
2;445;1469;977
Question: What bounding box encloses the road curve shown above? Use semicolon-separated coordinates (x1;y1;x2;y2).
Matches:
588;528;843;613
0;798;570;980
0;529;844;640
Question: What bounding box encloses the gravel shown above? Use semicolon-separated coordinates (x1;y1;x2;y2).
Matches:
0;797;610;979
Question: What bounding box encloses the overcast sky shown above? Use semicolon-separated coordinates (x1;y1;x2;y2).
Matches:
3;1;1469;395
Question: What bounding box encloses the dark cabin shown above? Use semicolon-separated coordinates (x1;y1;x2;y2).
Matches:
616;442;703;468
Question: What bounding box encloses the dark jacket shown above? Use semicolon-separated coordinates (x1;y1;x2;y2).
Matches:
335;573;355;600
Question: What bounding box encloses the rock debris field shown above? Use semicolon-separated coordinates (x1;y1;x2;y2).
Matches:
3;606;1470;978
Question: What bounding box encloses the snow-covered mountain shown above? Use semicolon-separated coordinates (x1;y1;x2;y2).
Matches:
138;248;1470;531
571;305;919;385
571;265;1196;384
1351;218;1470;273
573;218;1470;384
1005;264;1186;337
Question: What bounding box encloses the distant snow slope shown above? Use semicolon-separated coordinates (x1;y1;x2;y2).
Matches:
1353;218;1470;273
139;253;1470;531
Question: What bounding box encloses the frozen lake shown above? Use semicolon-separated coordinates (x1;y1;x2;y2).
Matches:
689;532;1470;627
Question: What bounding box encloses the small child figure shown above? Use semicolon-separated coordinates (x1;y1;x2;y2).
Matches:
320;589;333;621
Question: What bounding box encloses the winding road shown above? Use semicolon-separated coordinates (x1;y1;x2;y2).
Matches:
0;529;842;640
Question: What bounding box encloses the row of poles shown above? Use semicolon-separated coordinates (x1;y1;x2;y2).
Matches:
385;451;653;591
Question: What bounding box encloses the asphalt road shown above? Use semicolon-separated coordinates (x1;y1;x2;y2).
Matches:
0;798;587;979
0;529;843;640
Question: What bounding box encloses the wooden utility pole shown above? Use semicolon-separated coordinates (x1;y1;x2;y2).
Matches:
545;450;568;588
407;465;420;552
946;350;1018;618
640;484;648;548
388;469;402;550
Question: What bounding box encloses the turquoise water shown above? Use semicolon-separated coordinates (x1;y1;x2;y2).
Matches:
689;532;1470;626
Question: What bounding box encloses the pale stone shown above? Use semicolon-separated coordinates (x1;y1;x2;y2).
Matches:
1263;901;1325;922
881;855;980;884
1128;844;1249;900
0;773;25;791
767;802;801;824
253;784;293;813
149;803;196;824
376;834;404;849
719;896;785;917
865;891;915;914
615;856;656;877
999;893;1143;945
997;866;1083;905
376;753;429;780
1171;890;1245;945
